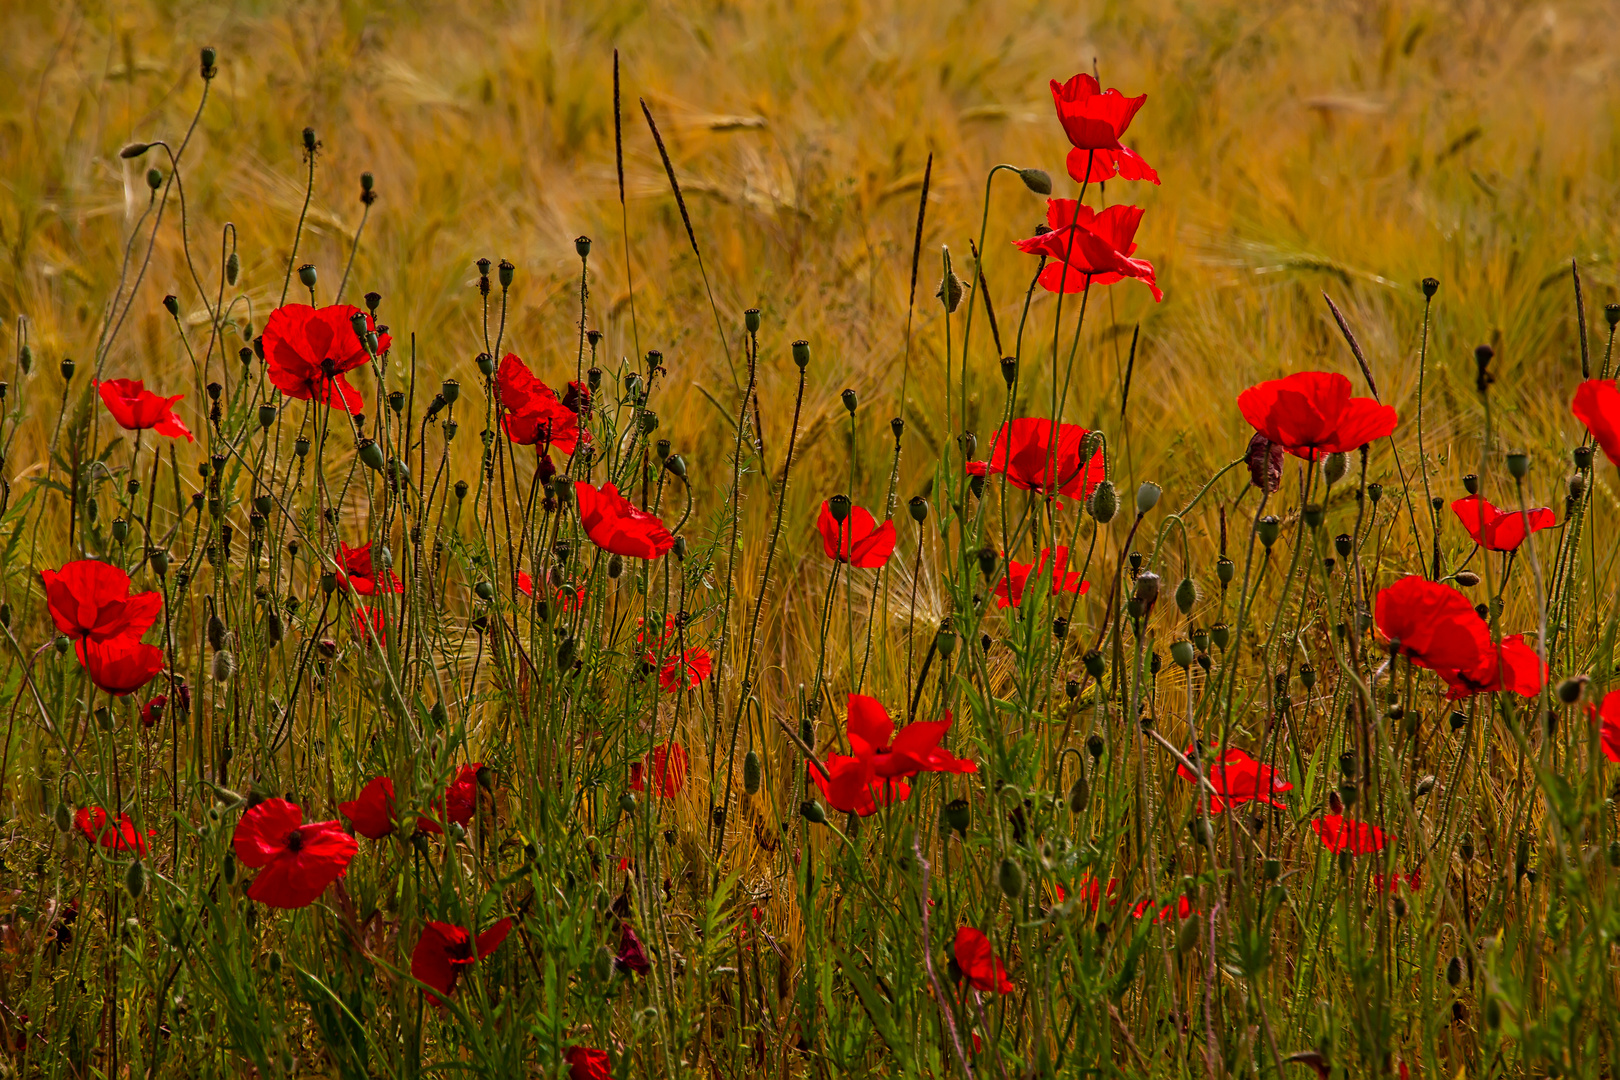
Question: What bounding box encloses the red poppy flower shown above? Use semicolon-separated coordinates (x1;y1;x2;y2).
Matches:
1013;201;1162;300
995;547;1089;609
262;304;389;414
41;559;163;650
339;776;449;840
1066;146;1159;185
336;541;402;596
1131;894;1196;923
628;762;645;793
81;635;165;696
1176;744;1293;812
638;616;713;693
966;419;1105;504
352;606;387;646
566;1047;612;1080
810;753;911;817
1450;496;1556;552
1049;73;1146;151
615;920;652;975
574;482;675;559
1441;633;1545;700
140;694;166;728
95;378;193;441
952;926;1014;993
517;572;583;612
410;917;512;1007
1572;379;1620;465
645;743;688;798
1375;577;1545;698
444;764;484;826
232;798;359;908
844;693;976;779
1236;372;1398;461
1311;813;1386;854
816;501;896;568
74;807;151;855
1371;867;1423;894
495;354;582;454
1593;691;1620;764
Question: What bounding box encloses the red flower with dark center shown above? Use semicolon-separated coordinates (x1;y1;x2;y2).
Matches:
82;635;165;696
646;743;688;798
232;798;359;908
638;616;713;693
1176;744;1293;812
338;776;445;839
995;547;1088;609
615;920;652;975
1236;371;1398;461
495;353;582;454
1013;201;1161;300
1066;146;1159;185
966;419;1105;504
444;764;484;826
952;926;1014;993
1450;496;1556;552
561;380;592;417
574;481;675;559
810;753;911;817
410;917;512;1007
1572;379;1620;465
844;693;976;779
262;304;389;414
41;559;163;650
74;807;151;855
566;1047;612;1080
1311;813;1386;854
816;501;896;567
96;379;193;441
336;541;402;595
1049;73;1146;151
140;694;166;729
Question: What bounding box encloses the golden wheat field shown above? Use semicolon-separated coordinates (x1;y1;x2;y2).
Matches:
2;0;1620;1077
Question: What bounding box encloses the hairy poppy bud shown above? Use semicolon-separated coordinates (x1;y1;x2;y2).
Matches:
1089;479;1117;523
743;750;762;794
125;860;148;901
213;650;235;682
1256;515;1281;549
1066;773;1089;813
620;792;638;815
1132;572;1160;616
1012;165;1052;194
799;800;827;825
1175;577;1196;614
1413;774;1436;799
358;439;384;470
120;142;152;159
1321;451;1348;486
474;581;495;600
1135;481;1161;515
1557;675;1588;703
937;250;964;314
976;547;997;578
608;554;623;579
54;802;71;833
998;857;1025;898
1446;956;1463;987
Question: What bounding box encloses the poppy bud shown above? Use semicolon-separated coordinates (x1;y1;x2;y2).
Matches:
18;344;30;374
120;141;152;159
1132;572;1160;616
474;581;495;600
935;623;957;657
1445;955;1464;987
1256;515;1281;549
1089;479;1117;523
1171;639;1195;669
60;357;75;382
1175;577;1196;614
619;792;638;815
1413;774;1436;799
998;857;1025;898
297;264;317;289
1004;164;1051;195
147;167;163;190
358;439;384;470
1459;833;1474;863
1366;482;1383;503
976;547;997;578
1570;473;1586;501
213;650;235;682
160;294;181;319
1556;675;1588;704
148;548;169;576
743;750;762;794
430;702;448;728
1321;451;1348;486
125;860;147;901
223;853;238;886
799;800;827;825
1506;452;1528;479
1135;481;1161;515
1446;709;1465;732
937;252;964;314
1210;623;1230;651
54;802;71;833
302;126;317;153
608;554;623;579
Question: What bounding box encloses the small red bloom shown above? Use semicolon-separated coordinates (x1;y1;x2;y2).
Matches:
639;615;712;693
140;694;166;728
615;920;652;976
410;917;512;1007
1572;379;1620;465
352;606;387;646
232;798;359;908
1371;867;1423;894
95;379;193;441
1176;744;1292;813
336;541;402;596
1450;496;1555;552
339;777;397;840
1049;73;1146;151
816;502;896;568
1237;371;1398;461
40;559;163;649
995;547;1088;609
1592;691;1620;764
574;481;675;559
262;304;389;414
1131;894;1196;923
74;807;150;855
495;353;583;454
81;635;165;696
1066;145;1159;185
844;693;976;779
966;419;1105;504
647;743;688;798
566;1047;612;1080
444;764;484;826
517;572;583;612
1311;813;1386;855
1013;201;1161;300
952;926;1014;993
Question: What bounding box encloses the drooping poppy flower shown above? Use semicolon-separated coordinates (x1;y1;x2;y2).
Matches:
443;764;486;827
1066;145;1159;185
338;776;445;841
495;354;582;454
816;502;897;568
139;694;165;729
810;753;911;817
1450;496;1556;552
566;1047;612;1080
1374;577;1545;699
646;743;688;798
1049;73;1146;151
967;419;1105;504
952;926;1014;993
1592;691;1620;764
844;693;976;779
1310;813;1386;855
74;807;151;855
574;481;675;559
95;378;193;441
352;606;387;646
81;635;165;696
261;304;389;414
40;560;163;652
232;798;359;908
1013;201;1162;300
1572;379;1620;465
335;541;402;595
995;547;1089;609
1441;633;1546;700
1236;371;1398;461
1176;744;1293;812
615;920;652;975
410;917;513;1007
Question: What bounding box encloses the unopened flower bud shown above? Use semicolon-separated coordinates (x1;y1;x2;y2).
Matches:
1322;451;1348;486
799;800;827;825
1175;577;1196;614
1133;571;1160;616
1017;167;1052;195
997;857;1025;898
146;167;163;190
1089;479;1117;523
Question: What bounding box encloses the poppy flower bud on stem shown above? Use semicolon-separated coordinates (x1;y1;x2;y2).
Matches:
937;248;964;313
120;142;152;159
1017;167;1052;195
146;168;163;190
1133;572;1160;617
1322;452;1348;487
998;857;1025;899
1089;479;1117;524
799;800;827;825
1175;577;1196;614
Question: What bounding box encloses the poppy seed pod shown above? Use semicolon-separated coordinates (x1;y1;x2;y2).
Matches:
826;494;852;522
1303;504;1324;529
840;388;858;414
744;308;761;333
1132;571;1160;617
1191;627;1210;653
1210;622;1231;651
959;431;977;461
1135;481;1161;515
148;548;169;576
890;416;904;441
998;356;1018;385
60;357;75;382
358;439;384;470
146;167;163;190
455;479;469;500
1322;451;1348;486
111;519;128;544
998;857;1025;899
54;802;71;833
1171;639;1195;669
1421;277;1440;299
799;800;827;825
743;750;762;794
639;411;659;435
619;792;638;815
1086;734;1105;760
1256;515;1281;549
1089;479;1118;523
976;547;997;578
1557;675;1588;704
935;623;957;656
1175;577;1196;614
1462;473;1478;495
945;798;970;835
1083;649;1105;678
1366;482;1383;504
257;403;277;430
499;259;514;287
297;264;317;289
1506;452;1529;479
